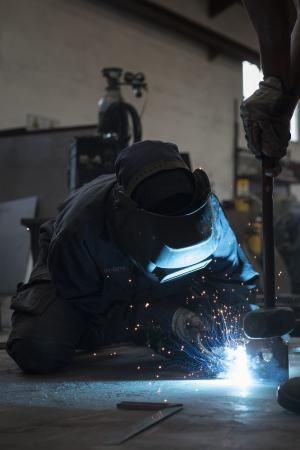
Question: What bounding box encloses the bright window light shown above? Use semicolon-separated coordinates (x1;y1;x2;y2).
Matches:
242;61;263;99
242;61;299;142
291;105;299;142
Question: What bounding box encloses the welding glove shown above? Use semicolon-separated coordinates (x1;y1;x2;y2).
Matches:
171;307;212;354
240;76;297;174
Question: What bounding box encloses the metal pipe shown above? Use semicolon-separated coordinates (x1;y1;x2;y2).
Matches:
262;158;275;308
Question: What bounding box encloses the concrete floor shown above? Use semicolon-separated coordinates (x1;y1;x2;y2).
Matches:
1;342;300;450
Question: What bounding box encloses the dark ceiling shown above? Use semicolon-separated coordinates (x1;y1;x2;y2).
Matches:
208;0;240;18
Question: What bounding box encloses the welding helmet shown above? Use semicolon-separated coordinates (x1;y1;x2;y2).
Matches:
113;141;220;283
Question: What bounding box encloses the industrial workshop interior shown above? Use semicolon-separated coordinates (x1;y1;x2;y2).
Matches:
2;0;300;449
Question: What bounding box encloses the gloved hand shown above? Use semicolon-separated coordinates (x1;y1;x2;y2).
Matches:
171;307;212;354
240;76;296;172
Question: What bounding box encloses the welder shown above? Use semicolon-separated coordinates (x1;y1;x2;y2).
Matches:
241;0;300;414
6;140;258;374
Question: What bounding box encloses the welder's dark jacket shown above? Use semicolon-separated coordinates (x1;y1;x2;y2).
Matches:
47;174;258;333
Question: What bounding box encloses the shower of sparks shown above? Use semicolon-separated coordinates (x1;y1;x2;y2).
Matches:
162;293;257;384
201;304;254;384
97;277;284;383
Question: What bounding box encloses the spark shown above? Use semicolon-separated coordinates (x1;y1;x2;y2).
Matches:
164;287;256;384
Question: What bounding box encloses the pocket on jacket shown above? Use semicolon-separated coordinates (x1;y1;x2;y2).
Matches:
10;281;56;315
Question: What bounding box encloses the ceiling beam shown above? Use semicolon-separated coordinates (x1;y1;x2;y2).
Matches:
208;0;240;18
102;0;259;66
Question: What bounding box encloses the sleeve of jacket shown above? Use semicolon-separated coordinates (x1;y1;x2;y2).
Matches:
48;224;104;322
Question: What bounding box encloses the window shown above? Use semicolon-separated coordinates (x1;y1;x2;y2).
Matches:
242;61;299;142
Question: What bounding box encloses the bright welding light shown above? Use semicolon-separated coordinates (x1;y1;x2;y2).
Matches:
220;344;254;386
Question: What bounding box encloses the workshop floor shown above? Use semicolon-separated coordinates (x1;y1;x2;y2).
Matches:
0;342;300;450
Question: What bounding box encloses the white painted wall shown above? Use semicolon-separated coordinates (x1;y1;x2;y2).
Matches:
0;0;259;200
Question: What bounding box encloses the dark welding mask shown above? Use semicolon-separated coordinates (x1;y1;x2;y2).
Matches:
113;168;220;283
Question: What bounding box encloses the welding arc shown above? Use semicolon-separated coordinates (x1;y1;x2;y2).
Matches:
243;158;295;339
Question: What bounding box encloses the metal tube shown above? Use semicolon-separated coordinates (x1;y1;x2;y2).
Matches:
262;158;276;308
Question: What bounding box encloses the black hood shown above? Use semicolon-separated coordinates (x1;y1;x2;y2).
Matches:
115;140;192;197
